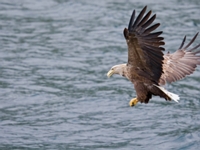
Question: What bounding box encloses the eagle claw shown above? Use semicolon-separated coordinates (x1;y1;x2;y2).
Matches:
129;98;138;107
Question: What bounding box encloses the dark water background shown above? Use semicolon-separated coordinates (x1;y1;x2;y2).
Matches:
0;0;200;149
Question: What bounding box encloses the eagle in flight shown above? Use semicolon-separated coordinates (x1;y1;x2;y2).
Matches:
107;6;200;106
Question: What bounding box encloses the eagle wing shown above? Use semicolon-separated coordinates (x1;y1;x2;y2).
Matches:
159;33;200;85
124;6;165;83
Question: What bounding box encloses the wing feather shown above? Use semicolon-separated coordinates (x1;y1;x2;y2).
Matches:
184;33;198;50
132;6;147;30
179;36;186;49
159;33;200;85
124;6;164;83
128;10;135;30
137;10;152;27
141;14;155;29
143;23;160;34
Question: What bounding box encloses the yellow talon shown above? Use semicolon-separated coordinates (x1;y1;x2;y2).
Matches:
129;98;138;107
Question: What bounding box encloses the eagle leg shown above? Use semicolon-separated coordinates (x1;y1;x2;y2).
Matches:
129;98;138;107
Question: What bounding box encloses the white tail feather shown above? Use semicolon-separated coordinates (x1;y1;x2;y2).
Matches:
154;85;180;103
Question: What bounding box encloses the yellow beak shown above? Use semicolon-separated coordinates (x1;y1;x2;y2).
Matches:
107;70;114;78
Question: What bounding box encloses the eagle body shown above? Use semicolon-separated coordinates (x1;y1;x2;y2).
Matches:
107;6;200;106
125;64;171;103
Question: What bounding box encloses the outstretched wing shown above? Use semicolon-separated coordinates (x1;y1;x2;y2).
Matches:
159;33;200;85
124;6;165;83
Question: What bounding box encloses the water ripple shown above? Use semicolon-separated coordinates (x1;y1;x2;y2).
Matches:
0;0;200;149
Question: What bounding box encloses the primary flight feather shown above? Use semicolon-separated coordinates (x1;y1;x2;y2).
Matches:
107;6;200;106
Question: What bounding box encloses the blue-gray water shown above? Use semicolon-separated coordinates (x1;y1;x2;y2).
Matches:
0;0;200;149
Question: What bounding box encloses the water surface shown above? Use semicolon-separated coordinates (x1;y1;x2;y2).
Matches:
0;0;200;149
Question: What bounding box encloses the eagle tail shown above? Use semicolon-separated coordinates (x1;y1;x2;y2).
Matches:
154;85;180;103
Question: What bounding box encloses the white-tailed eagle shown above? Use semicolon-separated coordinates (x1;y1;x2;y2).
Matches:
107;6;200;106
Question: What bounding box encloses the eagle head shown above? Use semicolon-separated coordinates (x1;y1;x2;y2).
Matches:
107;64;127;77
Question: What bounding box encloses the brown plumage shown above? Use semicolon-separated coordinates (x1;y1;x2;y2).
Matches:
107;6;200;106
